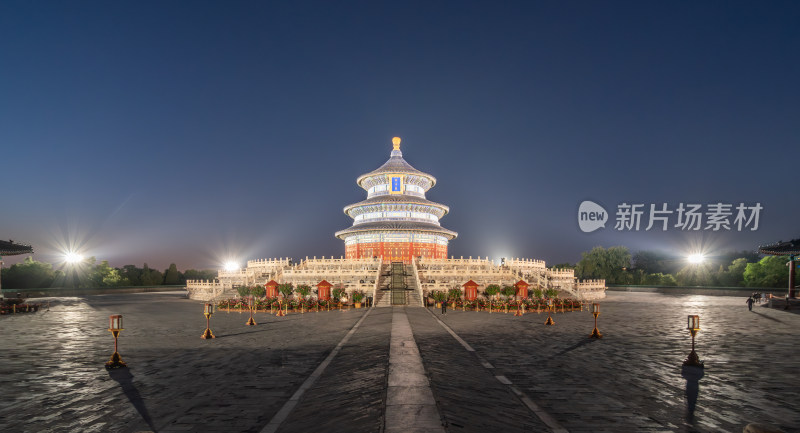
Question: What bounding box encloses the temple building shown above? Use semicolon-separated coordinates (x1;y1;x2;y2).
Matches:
335;137;456;262
186;137;606;304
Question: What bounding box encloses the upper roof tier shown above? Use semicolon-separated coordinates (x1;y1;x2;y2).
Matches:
356;138;437;190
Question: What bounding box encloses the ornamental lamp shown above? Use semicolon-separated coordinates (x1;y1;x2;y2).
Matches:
544;299;555;326
105;315;127;369
109;314;123;331
687;315;699;332
245;297;257;326
683;315;704;367
202;303;215;339
589;303;602;338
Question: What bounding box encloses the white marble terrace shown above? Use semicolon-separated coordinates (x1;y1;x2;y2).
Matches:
186;255;605;302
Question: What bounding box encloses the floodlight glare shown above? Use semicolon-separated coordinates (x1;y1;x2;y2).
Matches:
65;252;84;263
687;254;705;264
224;261;239;272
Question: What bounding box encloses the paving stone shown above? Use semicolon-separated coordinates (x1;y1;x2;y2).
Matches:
2;291;799;432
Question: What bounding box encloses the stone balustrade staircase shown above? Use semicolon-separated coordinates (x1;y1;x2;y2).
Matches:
374;264;393;307
404;264;423;307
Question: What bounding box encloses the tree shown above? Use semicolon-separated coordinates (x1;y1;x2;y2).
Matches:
744;256;790;288
1;257;59;289
717;258;748;287
87;260;126;287
140;263;163;286
641;273;677;286
447;287;462;301
676;263;714;286
163;263;181;285
501;285;516;300
296;284;312;299
278;283;294;299
484;284;501;299
183;269;217;281
250;285;266;297
118;265;143;286
575;246;631;284
632;251;674;275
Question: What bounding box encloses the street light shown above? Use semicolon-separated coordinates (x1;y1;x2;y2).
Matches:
687;254;705;264
202;303;215;339
64;251;84;288
65;252;84;263
589;303;602;338
683;315;703;367
105;315;127;369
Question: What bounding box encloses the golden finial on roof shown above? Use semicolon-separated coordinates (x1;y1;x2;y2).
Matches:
392;136;401;150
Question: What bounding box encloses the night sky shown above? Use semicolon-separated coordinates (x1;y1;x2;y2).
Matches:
2;1;798;270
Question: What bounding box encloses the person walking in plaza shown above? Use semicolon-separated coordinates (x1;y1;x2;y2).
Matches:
441;298;447;315
746;296;755;311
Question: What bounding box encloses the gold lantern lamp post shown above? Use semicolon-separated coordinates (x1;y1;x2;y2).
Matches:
683;315;704;367
275;295;285;317
544;298;555;325
589;303;602;338
202;303;215;339
246;296;257;326
105;315;127;369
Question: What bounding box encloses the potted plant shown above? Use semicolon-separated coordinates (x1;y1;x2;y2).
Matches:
447;287;462;308
332;287;346;302
352;290;365;308
430;290;446;307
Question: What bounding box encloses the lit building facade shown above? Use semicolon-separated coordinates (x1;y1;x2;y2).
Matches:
335;138;457;262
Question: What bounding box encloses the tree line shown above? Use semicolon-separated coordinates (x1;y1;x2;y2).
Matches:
1;257;217;290
568;246;792;288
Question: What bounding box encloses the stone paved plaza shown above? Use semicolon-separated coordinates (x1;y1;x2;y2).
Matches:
1;291;798;433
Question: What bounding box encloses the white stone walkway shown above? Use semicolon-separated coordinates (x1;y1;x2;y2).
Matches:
385;308;445;433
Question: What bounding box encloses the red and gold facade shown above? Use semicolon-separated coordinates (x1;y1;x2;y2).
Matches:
336;138;457;263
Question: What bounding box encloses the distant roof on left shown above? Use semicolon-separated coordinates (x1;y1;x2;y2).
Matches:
0;240;34;256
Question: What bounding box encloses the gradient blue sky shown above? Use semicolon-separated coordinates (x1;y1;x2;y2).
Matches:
2;1;798;270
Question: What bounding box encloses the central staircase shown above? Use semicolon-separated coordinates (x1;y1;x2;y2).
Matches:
374;262;422;307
